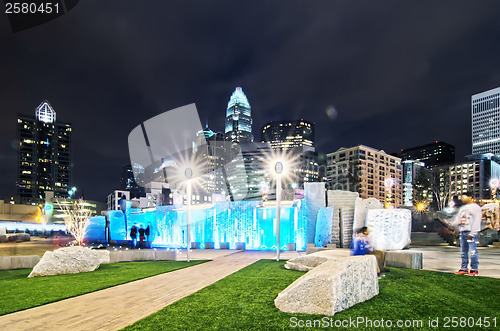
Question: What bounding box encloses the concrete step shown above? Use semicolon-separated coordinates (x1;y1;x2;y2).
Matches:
411;232;448;246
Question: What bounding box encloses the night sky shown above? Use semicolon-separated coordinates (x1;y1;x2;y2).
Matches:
1;1;500;202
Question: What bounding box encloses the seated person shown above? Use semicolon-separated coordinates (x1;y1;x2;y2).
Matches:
350;226;386;275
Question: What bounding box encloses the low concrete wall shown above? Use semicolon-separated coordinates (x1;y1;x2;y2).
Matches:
305;246;423;270
385;251;423;269
7;233;30;242
107;249;177;263
0;255;40;270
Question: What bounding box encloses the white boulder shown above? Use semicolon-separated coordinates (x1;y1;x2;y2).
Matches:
366;209;412;251
276;255;378;315
28;246;110;278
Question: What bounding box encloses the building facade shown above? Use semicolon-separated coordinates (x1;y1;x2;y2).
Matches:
261;120;319;188
472;87;500;155
326;145;403;207
433;153;500;203
397;141;455;168
261;120;315;152
225;87;254;144
402;160;432;206
194;127;228;195
17;100;72;204
225;142;271;201
120;165;145;198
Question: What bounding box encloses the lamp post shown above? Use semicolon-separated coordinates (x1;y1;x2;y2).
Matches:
384;178;394;209
490;178;499;203
275;161;283;261
185;167;193;262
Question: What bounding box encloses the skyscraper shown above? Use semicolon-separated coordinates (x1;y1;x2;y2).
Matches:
120;164;145;198
472;87;500;155
261;120;315;152
194;126;228;195
225;87;254;144
261;120;319;188
397;141;455;169
17;100;72;203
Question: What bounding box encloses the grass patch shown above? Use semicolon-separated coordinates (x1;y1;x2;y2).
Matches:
124;260;500;330
0;260;205;316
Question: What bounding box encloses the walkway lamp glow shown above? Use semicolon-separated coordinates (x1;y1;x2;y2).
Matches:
490;178;499;202
185;167;193;262
275;161;284;261
384;178;394;209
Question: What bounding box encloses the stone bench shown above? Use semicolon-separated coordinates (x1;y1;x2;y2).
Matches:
304;247;423;270
276;252;378;316
107;249;177;263
0;255;40;270
384;250;422;269
6;233;30;242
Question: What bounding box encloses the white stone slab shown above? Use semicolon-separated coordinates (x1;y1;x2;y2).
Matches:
353;197;384;233
276;255;378;315
315;207;334;248
366;209;412;251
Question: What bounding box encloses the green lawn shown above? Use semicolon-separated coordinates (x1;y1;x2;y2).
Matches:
0;260;205;316
124;260;500;331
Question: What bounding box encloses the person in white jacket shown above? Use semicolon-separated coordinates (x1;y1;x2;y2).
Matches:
450;192;482;276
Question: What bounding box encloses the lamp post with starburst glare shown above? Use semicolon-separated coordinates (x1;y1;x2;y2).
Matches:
184;167;193;262
489;178;499;204
274;160;284;261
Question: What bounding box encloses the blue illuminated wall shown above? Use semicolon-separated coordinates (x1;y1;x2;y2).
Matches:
87;200;309;250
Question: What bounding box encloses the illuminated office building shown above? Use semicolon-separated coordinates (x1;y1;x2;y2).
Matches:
402;160;431;206
433;153;500;201
261;120;315;152
225;142;271;201
261;120;318;188
17;100;72;203
327;145;403;207
194;126;228;195
397;141;455;169
225;87;254;144
120;164;145;199
472;87;500;155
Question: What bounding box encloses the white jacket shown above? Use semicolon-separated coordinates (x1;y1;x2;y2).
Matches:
451;203;482;236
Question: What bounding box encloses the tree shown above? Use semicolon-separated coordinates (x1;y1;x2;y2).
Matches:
413;168;432;205
57;198;92;245
432;169;452;211
347;161;361;193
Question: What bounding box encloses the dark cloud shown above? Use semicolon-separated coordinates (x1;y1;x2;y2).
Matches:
1;1;500;201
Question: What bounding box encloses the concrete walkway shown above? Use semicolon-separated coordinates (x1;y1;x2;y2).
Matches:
409;245;500;278
0;250;302;331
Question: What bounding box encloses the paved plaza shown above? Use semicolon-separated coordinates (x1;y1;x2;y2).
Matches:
409;245;500;278
0;247;498;330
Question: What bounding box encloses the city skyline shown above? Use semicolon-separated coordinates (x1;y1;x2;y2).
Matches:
1;1;500;201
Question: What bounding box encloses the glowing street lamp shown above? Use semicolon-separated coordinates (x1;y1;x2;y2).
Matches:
490;178;499;202
384;178;394;209
68;187;77;198
185;167;193;262
275;161;284;261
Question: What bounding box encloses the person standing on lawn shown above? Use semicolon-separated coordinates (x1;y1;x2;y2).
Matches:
450;192;482;276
